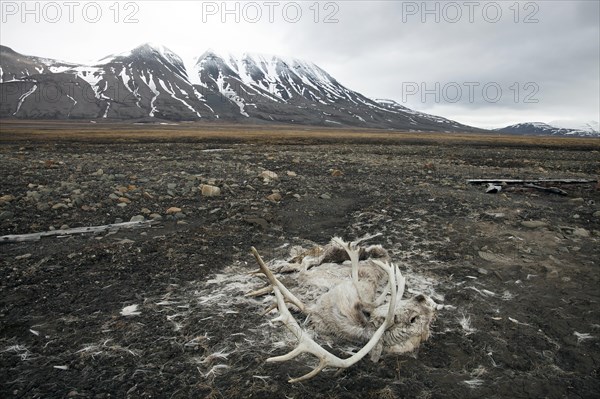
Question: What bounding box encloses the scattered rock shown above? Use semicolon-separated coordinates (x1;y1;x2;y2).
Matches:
1;194;16;202
521;220;548;229
167;183;177;190
331;169;344;177
201;184;221;197
52;203;68;210
15;253;32;260
259;170;278;181
572;228;590;238
92;169;104;176
130;215;145;222
484;211;506;219
117;203;128;208
569;198;585;204
267;193;282;202
149;213;163;220
287;171;297;177
109;193;119;200
593;210;600;218
0;211;14;220
479;251;500;262
118;197;131;204
166;207;182;215
320;193;332;200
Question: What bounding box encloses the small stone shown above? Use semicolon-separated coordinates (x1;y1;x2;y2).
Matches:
52;203;68;210
15;253;31;260
569;197;585;204
286;171;297;177
293;194;301;199
167;183;177;190
201;184;221;197
174;212;186;219
114;218;124;224
320;193;332;200
143;191;154;200
166;207;182;215
259;170;278;180
573;228;590;238
37;203;50;211
331;169;344;177
0;211;14;220
130;215;145;222
109;193;119;200
92;169;104;176
484;211;506;219
117;202;128;208
521;220;548;229
141;208;151;214
118;197;131;204
60;224;69;230
267;193;282;202
593;210;600;218
176;220;188;225
149;213;163;220
0;194;16;202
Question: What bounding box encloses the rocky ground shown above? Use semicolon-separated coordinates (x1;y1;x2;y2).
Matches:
0;131;599;398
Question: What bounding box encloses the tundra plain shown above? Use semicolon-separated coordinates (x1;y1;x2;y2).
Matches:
1;121;599;398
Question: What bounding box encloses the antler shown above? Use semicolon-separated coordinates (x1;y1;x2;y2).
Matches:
249;247;306;313
251;246;399;383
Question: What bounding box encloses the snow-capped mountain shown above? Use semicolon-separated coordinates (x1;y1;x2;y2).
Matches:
549;120;600;134
0;44;226;120
192;50;475;130
495;122;600;137
0;43;475;131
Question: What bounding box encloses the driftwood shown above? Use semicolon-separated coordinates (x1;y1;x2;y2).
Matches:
469;178;596;196
523;183;568;196
467;179;597;185
0;220;155;244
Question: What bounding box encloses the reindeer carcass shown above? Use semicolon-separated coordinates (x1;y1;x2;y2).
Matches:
248;236;437;382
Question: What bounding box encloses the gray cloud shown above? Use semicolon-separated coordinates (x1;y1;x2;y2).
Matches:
1;0;598;128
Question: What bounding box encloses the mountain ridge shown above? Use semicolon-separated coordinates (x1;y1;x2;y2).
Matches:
0;43;480;132
495;122;600;137
1;44;597;137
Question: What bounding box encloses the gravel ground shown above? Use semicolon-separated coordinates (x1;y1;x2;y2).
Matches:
1;135;599;398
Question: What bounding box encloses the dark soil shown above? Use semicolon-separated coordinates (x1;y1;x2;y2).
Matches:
1;133;599;398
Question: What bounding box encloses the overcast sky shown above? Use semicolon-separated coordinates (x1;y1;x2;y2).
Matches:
1;0;598;128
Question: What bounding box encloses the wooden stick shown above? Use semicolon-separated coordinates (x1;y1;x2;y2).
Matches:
522;183;568;196
0;220;156;244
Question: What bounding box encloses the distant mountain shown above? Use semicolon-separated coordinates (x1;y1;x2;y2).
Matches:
495;122;600;137
0;44;477;132
549;120;600;134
